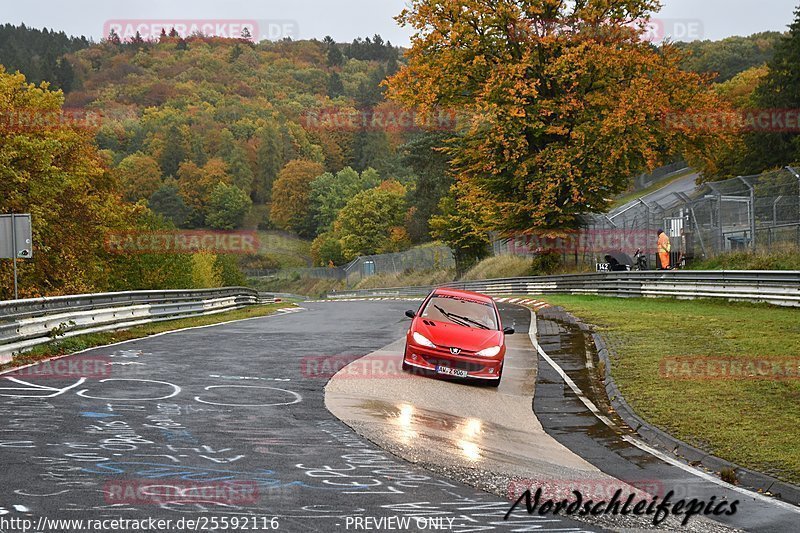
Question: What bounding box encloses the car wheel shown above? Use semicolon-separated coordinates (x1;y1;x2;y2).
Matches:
489;365;503;387
402;349;411;372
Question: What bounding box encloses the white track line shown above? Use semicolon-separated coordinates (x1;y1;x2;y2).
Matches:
528;308;800;514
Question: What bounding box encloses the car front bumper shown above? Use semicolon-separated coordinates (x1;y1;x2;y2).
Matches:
403;343;503;380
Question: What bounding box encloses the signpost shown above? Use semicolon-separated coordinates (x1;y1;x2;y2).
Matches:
0;214;33;300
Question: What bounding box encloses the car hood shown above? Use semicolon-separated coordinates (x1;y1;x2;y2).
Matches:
414;319;503;352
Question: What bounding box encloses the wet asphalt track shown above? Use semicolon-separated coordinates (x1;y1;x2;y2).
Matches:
0;301;598;533
0;299;796;532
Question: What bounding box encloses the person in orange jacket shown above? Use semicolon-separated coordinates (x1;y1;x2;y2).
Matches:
657;230;671;270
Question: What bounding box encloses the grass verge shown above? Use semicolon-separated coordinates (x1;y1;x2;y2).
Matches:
687;247;800;271
1;302;296;373
540;294;800;484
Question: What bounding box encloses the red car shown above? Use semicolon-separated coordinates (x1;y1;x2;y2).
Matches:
402;288;515;386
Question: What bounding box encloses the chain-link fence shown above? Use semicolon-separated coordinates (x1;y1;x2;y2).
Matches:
580;166;800;265
343;245;455;286
245;244;456;287
250;167;800;283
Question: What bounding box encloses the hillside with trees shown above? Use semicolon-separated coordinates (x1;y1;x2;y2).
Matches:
57;33;452;266
3;1;800;298
675;32;782;82
0;23;90;91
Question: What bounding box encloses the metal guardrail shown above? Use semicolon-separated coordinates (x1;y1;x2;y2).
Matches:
327;271;800;308
0;287;267;363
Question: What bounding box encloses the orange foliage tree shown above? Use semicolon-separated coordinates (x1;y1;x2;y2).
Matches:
388;0;732;233
0;68;139;297
269;159;326;234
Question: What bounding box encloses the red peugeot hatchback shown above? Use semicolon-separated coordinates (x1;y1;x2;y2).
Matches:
402;288;514;386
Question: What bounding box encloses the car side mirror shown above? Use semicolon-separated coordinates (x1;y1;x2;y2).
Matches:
503;326;515;335
405;310;416;319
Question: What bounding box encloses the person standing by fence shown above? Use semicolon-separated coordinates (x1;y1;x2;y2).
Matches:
657;230;671;270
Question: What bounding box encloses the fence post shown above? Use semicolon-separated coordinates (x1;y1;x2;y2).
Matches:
736;177;756;251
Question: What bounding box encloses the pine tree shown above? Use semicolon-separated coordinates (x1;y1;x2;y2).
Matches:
108;28;121;46
254;124;285;203
327;72;345;98
159;125;187;178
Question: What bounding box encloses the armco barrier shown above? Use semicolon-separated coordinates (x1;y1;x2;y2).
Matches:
327;271;800;307
0;288;268;363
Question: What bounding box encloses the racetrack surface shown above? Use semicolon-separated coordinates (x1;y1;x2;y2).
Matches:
0;300;598;533
325;303;739;533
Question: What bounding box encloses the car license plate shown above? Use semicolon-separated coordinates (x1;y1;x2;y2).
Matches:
436;365;468;378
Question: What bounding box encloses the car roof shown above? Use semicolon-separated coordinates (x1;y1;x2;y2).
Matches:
432;288;495;304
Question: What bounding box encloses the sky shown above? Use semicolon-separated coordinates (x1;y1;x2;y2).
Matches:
2;0;797;44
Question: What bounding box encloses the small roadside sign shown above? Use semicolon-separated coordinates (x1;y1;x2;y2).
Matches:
0;214;33;259
0;214;33;300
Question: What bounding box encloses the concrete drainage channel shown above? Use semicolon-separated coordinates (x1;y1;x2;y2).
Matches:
322;300;784;532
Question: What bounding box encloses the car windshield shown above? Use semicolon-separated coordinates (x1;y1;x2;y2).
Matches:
420;295;498;330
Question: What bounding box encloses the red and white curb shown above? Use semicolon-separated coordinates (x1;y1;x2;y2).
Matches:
493;297;551;311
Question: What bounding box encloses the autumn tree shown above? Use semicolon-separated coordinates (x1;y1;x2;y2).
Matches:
332;182;407;260
309;166;380;233
149;178;191;227
388;0;730;232
401;133;453;242
115;152;162;202
205;183;253;229
268;159;325;234
429;180;493;271
0;67;196;297
219;128;254;192
177;158;232;226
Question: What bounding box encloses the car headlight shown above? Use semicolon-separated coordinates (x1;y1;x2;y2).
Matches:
475;346;501;357
412;332;436;348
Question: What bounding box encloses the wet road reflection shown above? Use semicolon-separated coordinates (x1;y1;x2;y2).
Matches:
325;303;605;485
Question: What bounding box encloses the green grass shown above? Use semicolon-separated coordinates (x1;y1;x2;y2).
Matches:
540;294;800;484
255;230;312;269
610;168;694;209
688;247;800;271
461;256;534;280
353;269;456;289
248;275;343;298
2;302;295;372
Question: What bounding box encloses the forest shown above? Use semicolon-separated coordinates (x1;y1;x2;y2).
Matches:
2;1;800;297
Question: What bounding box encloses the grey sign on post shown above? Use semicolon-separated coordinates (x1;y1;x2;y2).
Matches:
0;214;33;259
